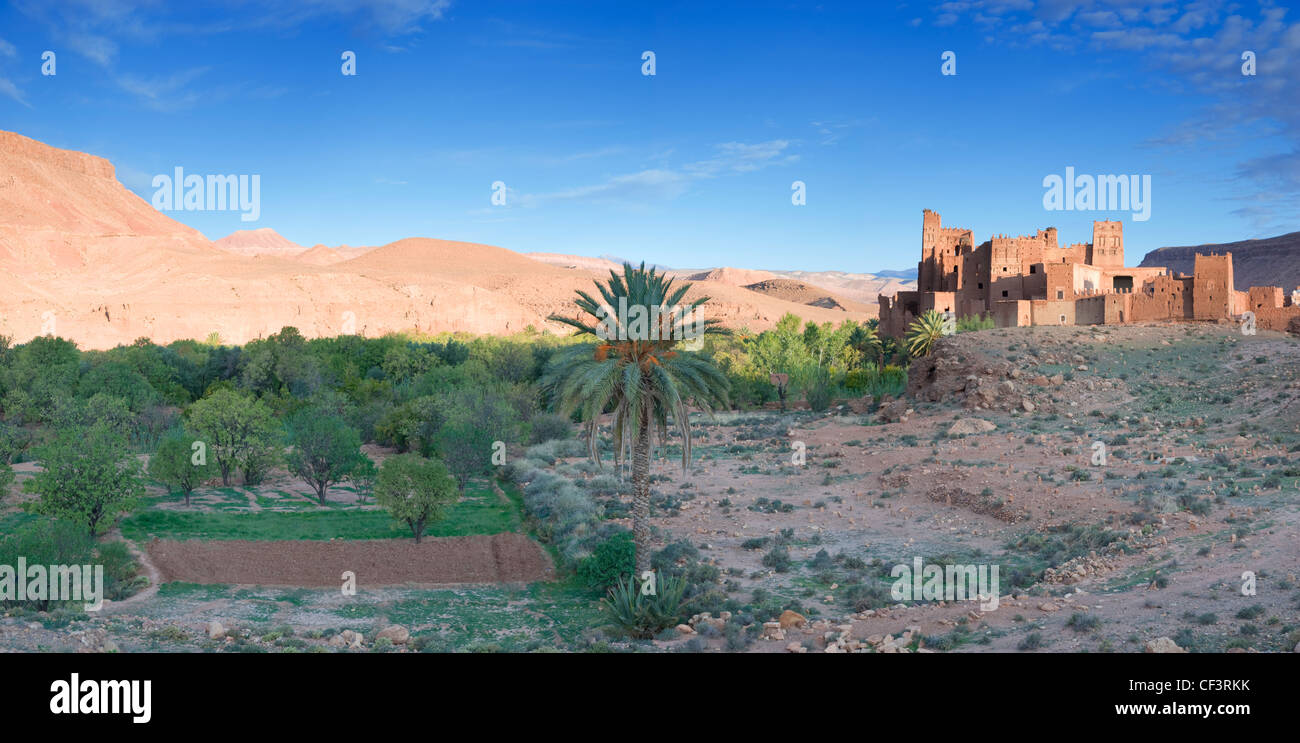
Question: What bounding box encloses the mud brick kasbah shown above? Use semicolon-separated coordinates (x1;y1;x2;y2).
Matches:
879;209;1300;336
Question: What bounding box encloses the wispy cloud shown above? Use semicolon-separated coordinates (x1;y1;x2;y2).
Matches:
0;36;28;107
12;0;455;103
519;140;798;207
0;77;30;107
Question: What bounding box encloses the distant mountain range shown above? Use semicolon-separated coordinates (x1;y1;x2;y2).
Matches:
871;268;918;280
1140;232;1300;292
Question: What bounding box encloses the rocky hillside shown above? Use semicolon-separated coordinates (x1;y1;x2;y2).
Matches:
1139;232;1300;291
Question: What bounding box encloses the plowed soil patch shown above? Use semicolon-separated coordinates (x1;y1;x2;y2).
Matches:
147;533;554;586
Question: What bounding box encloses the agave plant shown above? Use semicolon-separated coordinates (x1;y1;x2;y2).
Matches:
543;262;731;572
905;309;947;358
600;572;688;639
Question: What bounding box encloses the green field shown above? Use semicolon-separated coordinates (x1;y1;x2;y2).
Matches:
121;483;521;541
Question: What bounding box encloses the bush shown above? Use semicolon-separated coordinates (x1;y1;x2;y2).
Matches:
577;531;635;591
802;367;834;412
0;520;141;610
761;545;792;572
529;413;572;444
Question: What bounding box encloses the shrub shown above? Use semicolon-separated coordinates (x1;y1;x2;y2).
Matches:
529;413;572;444
761;545;792;572
0;520;141;610
577;531;635;591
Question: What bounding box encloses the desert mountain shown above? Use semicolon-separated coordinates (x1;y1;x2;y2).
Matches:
1140;232;1300;293
682;267;780;286
0;131;215;277
213;227;306;258
742;279;871;313
526;252;625;273
0;131;875;349
295;244;349;266
764;270;915;304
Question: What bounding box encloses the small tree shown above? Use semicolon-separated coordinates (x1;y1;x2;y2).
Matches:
25;424;144;536
149;430;215;506
187;389;280;486
284;411;366;503
374;454;457;543
435;418;496;495
347;456;378;504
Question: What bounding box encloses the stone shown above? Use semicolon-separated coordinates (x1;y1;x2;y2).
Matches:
1037;602;1060;613
778;610;807;630
1144;637;1187;654
376;625;410;645
675;624;695;635
948;418;996;436
206;621;226;640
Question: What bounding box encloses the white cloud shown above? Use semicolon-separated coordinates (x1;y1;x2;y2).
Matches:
520;140;799;207
0;77;30;107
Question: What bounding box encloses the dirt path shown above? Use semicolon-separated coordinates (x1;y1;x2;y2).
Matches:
101;529;162;613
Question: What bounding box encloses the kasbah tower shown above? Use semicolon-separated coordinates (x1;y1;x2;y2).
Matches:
878;210;1300;337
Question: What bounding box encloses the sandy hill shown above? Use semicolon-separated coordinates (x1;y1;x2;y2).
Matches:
1140;232;1300;293
527;252;625;273
214;227;306;258
0;131;874;348
742;278;871;313
769;270;915;303
681;267;779;286
295;244;349;266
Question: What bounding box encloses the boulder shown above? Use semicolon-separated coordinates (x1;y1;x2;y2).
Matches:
206;621;226;640
1144;637;1187;654
778;610;807;630
376;625;410;645
948;418;996;436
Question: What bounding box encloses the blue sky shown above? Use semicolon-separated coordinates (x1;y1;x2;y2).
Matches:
1;0;1297;272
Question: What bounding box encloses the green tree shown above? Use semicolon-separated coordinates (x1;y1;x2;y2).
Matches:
148;430;215;506
906;310;947;358
374;453;458;543
284;411;366;503
347;455;378;504
186;389;281;486
847;323;883;368
24;424;143;536
434;387;519;495
543;263;731;573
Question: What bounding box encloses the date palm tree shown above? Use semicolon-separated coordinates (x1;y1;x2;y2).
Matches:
906;309;948;358
544;262;730;573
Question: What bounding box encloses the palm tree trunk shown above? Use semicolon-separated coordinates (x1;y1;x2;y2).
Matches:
632;401;652;575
